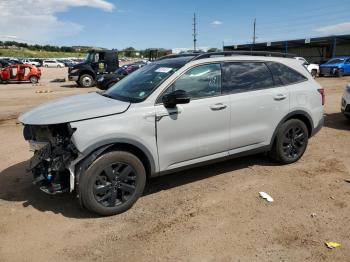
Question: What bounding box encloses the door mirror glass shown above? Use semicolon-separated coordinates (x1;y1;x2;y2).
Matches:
162;89;190;108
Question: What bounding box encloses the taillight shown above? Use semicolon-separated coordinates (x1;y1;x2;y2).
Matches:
318;88;325;106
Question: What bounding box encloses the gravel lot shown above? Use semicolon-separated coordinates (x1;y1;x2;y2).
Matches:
0;68;349;262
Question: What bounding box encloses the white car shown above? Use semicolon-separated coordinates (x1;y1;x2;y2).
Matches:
341;83;350;120
42;60;65;68
295;57;319;77
19;52;324;215
22;59;40;67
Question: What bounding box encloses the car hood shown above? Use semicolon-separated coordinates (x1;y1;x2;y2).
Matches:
320;63;340;68
19;92;130;125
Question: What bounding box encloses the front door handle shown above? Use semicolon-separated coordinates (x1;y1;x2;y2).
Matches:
274;94;287;101
210;103;227;111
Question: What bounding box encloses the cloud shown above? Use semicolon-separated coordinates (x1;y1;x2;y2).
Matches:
314;21;350;34
210;20;223;27
0;0;115;43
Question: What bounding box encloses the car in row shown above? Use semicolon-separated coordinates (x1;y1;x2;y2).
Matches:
96;62;147;90
19;51;324;216
319;57;350;77
0;64;41;84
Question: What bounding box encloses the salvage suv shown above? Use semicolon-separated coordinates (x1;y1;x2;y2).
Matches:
19;52;324;216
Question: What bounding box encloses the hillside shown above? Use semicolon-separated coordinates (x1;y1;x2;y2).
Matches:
0;48;84;58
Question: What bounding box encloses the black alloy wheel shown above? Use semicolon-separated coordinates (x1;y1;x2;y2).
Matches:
80;151;146;216
93;162;137;207
269;119;308;164
282;126;306;160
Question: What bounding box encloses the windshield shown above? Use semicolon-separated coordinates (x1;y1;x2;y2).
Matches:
84;52;94;62
326;58;345;64
104;63;182;102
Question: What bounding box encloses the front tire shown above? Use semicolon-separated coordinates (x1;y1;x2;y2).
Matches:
80;151;146;216
337;69;343;77
311;69;317;78
269;119;308;164
79;74;94;87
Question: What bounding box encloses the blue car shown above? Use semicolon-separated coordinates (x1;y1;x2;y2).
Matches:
319;57;350;77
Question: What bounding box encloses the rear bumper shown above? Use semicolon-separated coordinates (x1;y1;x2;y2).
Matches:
311;117;324;137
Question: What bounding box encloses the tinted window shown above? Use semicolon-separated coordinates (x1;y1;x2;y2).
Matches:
222;62;273;94
266;62;307;86
170;63;221;99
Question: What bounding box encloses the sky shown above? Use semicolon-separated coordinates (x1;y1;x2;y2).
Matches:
1;0;350;50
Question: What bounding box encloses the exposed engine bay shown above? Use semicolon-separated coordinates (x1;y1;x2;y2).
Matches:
23;124;78;194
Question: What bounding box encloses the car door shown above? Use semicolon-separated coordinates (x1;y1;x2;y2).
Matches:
221;62;290;152
155;63;230;171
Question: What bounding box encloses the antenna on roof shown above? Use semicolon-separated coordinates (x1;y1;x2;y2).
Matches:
251;18;256;51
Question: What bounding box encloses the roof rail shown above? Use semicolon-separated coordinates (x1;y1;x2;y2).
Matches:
156;53;201;61
190;51;296;61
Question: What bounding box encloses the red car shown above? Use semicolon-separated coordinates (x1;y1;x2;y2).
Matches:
0;64;41;84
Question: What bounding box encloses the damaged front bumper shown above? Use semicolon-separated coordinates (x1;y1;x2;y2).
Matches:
24;124;81;194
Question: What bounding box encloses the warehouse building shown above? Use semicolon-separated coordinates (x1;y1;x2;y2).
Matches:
224;34;350;63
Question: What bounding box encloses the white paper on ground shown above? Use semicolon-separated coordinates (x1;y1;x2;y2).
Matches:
259;192;274;202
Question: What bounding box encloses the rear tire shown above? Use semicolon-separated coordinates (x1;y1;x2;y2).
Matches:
79;74;94;87
345;114;350;120
29;76;38;84
269;119;308;164
79;151;146;216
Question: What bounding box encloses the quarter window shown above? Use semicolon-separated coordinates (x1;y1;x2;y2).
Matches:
222;62;274;94
170;63;221;99
266;62;307;86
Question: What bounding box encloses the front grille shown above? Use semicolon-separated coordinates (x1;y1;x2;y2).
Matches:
320;67;331;75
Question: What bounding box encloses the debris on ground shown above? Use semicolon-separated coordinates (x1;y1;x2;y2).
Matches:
35;90;53;93
311;213;317;218
344;179;350;183
50;78;66;83
325;241;341;249
259;192;274;202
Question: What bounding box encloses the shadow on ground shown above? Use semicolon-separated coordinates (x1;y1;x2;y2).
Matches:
324;112;350;131
0;154;276;218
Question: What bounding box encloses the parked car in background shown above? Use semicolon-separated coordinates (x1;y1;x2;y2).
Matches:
19;52;324;215
319;57;350;77
43;60;65;68
0;59;11;68
22;59;41;67
341;83;350;120
295;57;319;77
96;63;146;90
58;59;75;67
0;64;41;84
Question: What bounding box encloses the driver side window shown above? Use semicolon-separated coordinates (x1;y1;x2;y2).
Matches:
169;63;222;99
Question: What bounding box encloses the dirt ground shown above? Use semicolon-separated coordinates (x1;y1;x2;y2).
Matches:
0;69;349;262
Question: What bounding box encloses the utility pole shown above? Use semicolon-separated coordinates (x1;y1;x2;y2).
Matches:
251;18;256;51
193;13;197;51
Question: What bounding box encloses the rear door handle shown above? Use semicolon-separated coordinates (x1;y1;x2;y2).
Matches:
210;103;227;111
274;94;287;101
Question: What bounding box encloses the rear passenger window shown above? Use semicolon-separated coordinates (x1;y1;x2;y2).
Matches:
266;62;307;86
222;62;274;94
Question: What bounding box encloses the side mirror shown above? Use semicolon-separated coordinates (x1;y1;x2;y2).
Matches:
162;89;190;108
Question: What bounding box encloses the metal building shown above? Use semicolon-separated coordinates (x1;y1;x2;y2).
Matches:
224;34;350;63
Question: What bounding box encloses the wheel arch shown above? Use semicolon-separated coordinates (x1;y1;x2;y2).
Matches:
270;110;314;146
76;139;157;181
